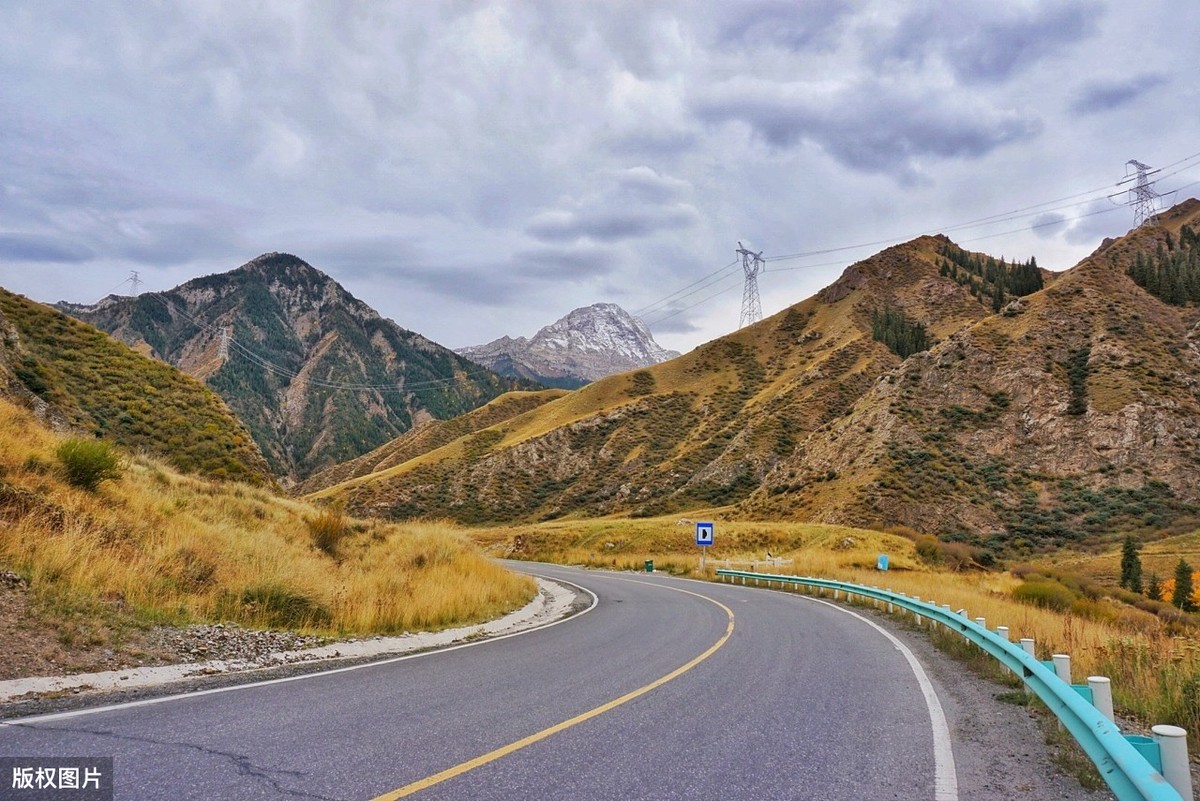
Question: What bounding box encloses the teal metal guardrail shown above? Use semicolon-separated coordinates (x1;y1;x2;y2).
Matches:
715;569;1183;801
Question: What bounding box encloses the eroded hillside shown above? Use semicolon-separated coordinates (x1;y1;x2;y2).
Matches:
310;202;1200;555
311;234;1002;522
756;200;1200;550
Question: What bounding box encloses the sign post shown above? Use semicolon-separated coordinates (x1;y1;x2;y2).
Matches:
695;522;714;572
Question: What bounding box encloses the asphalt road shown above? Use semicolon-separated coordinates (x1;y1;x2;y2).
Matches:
1;564;959;801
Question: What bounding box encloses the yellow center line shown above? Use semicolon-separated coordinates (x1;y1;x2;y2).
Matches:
371;579;735;800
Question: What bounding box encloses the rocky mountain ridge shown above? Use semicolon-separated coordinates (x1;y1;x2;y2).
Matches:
457;303;680;389
60;253;529;482
757;200;1200;547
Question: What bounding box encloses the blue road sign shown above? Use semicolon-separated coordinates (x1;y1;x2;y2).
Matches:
695;522;714;546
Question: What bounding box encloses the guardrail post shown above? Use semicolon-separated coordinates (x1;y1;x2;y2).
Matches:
710;569;1176;800
1020;639;1036;694
1152;725;1193;800
974;616;986;629
1088;677;1114;722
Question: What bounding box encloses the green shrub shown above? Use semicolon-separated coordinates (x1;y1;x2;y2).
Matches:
1012;579;1077;612
55;438;123;491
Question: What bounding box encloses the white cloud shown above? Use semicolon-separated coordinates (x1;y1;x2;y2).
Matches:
0;0;1197;353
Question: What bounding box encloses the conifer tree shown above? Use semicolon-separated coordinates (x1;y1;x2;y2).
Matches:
1119;535;1142;593
1146;573;1162;602
1172;559;1195;611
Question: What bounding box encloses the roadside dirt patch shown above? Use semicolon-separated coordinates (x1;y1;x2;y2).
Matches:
0;572;320;682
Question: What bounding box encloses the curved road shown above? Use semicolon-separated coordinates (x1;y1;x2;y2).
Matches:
2;564;957;800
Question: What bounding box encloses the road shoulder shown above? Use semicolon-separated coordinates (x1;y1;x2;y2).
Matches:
0;576;586;719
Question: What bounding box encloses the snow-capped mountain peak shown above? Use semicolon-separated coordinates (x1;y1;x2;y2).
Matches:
458;303;680;388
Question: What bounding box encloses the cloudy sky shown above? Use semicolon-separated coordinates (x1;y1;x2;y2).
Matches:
1;1;1198;354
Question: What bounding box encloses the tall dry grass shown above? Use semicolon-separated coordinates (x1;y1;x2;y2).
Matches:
0;399;534;637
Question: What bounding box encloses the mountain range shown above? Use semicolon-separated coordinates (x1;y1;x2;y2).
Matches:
307;200;1200;556
456;303;680;389
59;253;531;483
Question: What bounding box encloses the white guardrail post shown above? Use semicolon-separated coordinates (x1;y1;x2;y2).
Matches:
1152;726;1193;801
713;568;1186;801
1053;654;1072;684
1089;677;1115;722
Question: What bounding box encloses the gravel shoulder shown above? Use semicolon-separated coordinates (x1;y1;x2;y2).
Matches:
876;610;1114;801
794;582;1200;801
0;576;588;719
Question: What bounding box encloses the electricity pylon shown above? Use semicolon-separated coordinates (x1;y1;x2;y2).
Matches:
1122;159;1162;227
736;241;765;328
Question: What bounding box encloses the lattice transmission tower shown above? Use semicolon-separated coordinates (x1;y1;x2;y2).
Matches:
1122;159;1162;227
217;326;231;363
736;241;765;328
129;270;141;296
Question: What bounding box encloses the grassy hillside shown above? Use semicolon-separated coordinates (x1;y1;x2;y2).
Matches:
311;235;997;522
0;288;272;485
299;389;566;495
310;202;1200;566
755;199;1200;553
0;397;535;656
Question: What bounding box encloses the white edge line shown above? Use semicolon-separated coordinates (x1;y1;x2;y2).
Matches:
1;574;598;727
588;569;957;801
802;596;959;801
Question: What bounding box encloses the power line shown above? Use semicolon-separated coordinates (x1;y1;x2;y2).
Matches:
92;275;134;303
633;259;739;318
642;274;743;327
635;151;1200;330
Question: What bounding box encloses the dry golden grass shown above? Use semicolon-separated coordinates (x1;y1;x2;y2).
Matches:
471;516;921;575
0;398;534;637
